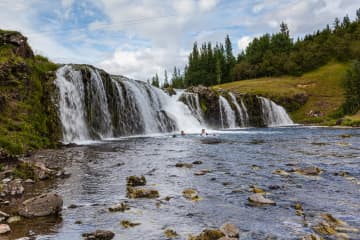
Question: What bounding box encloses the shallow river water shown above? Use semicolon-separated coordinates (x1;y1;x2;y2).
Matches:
10;127;360;240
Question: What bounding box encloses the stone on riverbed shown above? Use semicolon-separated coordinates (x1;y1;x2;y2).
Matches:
126;176;146;187
0;224;11;234
120;220;140;228
109;202;130;212
220;223;240;238
6;179;24;196
0;211;9;222
301;234;323;240
7;216;22;224
294;166;323;176
248;193;276;205
164;229;178;238
182;188;201;201
126;187;159;199
188;229;225;240
18;193;63;218
272;169;290;176
82;230;115;240
175;163;193;168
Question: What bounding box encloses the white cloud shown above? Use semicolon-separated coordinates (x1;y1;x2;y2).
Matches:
199;0;219;11
237;36;252;51
98;46;188;81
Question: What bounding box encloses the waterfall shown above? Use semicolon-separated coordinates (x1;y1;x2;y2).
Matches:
55;66;90;143
258;97;294;126
55;65;295;143
229;92;248;127
219;96;236;129
179;92;205;124
55;65;203;143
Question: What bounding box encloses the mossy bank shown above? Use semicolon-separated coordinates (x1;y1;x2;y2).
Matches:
0;30;61;155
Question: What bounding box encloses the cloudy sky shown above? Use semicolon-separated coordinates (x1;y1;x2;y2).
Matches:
0;0;358;80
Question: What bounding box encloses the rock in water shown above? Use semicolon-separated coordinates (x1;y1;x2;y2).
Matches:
175;163;193;168
189;229;225;240
126;176;146;187
0;224;11;234
126;187;159;199
182;188;201;201
220;223;240;238
6;179;24;196
109;202;130;212
301;234;323;240
82;230;115;240
295;166;322;176
248;193;276;205
18;193;63;218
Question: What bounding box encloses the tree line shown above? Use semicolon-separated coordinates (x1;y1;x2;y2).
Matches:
150;9;360;88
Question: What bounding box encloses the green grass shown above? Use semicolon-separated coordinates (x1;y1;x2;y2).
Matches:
215;62;349;124
0;33;61;155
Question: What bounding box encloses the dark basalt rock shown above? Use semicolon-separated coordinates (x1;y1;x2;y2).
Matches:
0;31;34;59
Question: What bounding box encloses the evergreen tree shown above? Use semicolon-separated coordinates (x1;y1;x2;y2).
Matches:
163;70;169;88
342;60;360;114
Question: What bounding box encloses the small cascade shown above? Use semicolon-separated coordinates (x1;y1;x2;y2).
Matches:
229;92;248;127
258;97;294;126
179;92;205;124
219;96;236;128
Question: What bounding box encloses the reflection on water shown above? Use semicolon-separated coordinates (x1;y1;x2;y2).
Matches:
9;127;360;240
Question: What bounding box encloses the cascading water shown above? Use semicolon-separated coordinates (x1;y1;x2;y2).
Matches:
229;92;248;127
55;65;295;143
179;92;205;124
55;65;204;143
258;97;294;126
219;96;236;129
55;66;90;143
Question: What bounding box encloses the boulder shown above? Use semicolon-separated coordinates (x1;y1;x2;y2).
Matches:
126;187;159;199
0;224;11;234
18;193;63;218
220;223;240;238
126;176;146;187
82;230;115;240
248;193;276;205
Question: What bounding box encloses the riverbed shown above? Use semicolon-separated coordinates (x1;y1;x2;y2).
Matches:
8;127;360;239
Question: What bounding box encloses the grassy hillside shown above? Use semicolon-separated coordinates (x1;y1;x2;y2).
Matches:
0;30;61;155
215;62;350;125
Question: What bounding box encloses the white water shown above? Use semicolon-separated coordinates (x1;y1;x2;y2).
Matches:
258;97;294;126
55;65;294;143
219;96;236;128
55;66;90;143
229;92;248;127
179;91;205;125
55;65;204;143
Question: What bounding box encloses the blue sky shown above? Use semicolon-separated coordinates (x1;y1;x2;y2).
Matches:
0;0;358;80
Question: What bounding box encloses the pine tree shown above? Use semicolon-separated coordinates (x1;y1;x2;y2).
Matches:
357;8;360;22
163;70;169;88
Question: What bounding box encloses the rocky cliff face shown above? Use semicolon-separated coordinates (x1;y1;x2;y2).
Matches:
0;30;60;155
